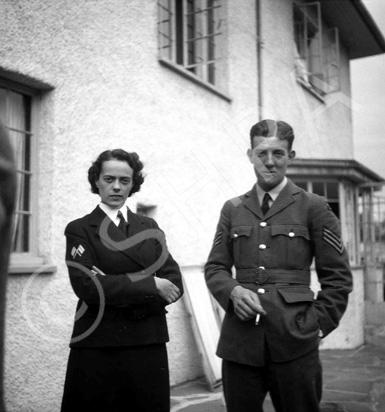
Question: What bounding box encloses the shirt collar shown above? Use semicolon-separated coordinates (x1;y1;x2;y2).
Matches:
98;203;127;225
256;176;288;204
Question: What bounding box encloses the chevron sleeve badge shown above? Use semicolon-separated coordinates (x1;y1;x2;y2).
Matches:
213;231;222;247
322;227;344;255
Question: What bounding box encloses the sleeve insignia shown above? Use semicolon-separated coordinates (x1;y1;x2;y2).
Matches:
213;231;222;247
71;244;85;259
322;227;344;255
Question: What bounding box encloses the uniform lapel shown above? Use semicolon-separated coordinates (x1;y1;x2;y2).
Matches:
243;180;300;220
264;179;300;219
243;186;264;219
90;206;147;268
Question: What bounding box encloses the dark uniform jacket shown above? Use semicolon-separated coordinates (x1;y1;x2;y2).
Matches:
205;180;352;366
65;205;183;348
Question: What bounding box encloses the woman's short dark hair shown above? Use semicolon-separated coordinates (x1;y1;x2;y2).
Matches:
249;119;295;150
88;149;145;196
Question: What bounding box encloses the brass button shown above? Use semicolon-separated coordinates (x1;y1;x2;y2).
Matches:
260;222;267;227
259;266;265;270
257;288;265;294
289;232;295;237
259;244;266;250
233;233;238;238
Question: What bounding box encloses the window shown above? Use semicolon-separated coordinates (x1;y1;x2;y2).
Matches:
360;190;385;265
0;81;35;255
292;179;340;218
158;0;225;89
293;2;340;96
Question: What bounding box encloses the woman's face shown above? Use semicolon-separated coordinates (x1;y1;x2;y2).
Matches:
95;159;134;209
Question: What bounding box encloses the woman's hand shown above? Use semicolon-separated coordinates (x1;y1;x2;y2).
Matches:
154;277;181;304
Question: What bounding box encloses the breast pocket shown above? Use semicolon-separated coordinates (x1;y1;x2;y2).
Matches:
271;224;311;268
230;226;254;266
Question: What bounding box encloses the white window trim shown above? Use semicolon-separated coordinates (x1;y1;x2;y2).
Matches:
0;78;55;275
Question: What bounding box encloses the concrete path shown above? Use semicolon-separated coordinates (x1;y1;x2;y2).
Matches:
170;344;385;412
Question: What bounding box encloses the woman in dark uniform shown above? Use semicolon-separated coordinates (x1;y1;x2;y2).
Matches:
61;149;183;412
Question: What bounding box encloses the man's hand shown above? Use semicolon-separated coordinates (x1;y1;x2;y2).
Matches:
154;277;181;304
230;285;266;321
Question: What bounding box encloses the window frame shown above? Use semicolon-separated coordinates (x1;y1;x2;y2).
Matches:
292;178;341;217
293;1;340;97
291;177;360;265
157;0;230;100
0;77;54;274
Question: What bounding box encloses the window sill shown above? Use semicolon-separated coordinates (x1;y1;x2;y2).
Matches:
8;254;56;275
159;58;232;103
296;77;326;103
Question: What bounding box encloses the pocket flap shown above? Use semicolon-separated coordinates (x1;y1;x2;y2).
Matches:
278;287;314;303
271;225;310;240
230;226;252;239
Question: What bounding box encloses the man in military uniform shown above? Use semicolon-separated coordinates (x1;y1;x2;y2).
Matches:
205;119;353;412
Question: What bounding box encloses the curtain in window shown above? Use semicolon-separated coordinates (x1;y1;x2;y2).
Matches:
7;91;30;253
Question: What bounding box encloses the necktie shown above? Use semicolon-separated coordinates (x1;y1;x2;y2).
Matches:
261;193;271;215
117;211;128;236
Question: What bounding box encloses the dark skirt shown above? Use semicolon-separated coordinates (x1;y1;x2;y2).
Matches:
61;344;170;412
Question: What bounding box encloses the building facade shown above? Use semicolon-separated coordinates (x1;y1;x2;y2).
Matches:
1;0;384;410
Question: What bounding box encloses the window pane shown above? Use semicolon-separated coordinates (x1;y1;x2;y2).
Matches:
0;88;6;119
158;0;173;60
312;181;325;196
328;201;340;219
327;182;339;200
294;181;308;191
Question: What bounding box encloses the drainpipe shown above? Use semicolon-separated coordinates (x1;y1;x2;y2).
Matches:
256;0;263;120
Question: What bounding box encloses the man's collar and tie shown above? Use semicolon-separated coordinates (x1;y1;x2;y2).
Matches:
261;193;271;215
256;176;288;214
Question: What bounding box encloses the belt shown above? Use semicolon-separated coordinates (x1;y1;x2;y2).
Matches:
236;268;310;285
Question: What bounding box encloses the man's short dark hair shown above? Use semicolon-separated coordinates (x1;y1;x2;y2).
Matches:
249;119;295;150
88;149;145;196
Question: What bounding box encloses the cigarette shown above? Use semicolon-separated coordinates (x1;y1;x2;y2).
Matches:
255;313;260;325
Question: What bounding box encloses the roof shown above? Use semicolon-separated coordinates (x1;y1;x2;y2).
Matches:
287;158;385;187
318;0;385;59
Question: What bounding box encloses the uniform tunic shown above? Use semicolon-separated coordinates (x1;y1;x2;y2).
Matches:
205;180;352;365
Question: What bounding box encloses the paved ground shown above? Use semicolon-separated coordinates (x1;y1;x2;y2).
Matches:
170;343;385;412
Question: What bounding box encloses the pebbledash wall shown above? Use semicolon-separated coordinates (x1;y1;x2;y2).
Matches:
0;0;365;410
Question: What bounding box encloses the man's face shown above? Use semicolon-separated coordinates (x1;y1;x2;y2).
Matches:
247;136;295;191
95;159;134;209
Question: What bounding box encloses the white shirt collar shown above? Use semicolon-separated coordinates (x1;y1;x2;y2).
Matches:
256;176;288;205
98;203;127;226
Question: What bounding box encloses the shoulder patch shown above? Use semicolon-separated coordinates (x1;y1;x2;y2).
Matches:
71;244;85;259
229;196;243;207
322;226;344;255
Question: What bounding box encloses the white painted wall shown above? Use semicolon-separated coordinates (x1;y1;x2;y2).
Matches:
312;268;365;349
0;0;366;410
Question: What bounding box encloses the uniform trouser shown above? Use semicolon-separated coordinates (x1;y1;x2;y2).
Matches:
222;346;322;412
